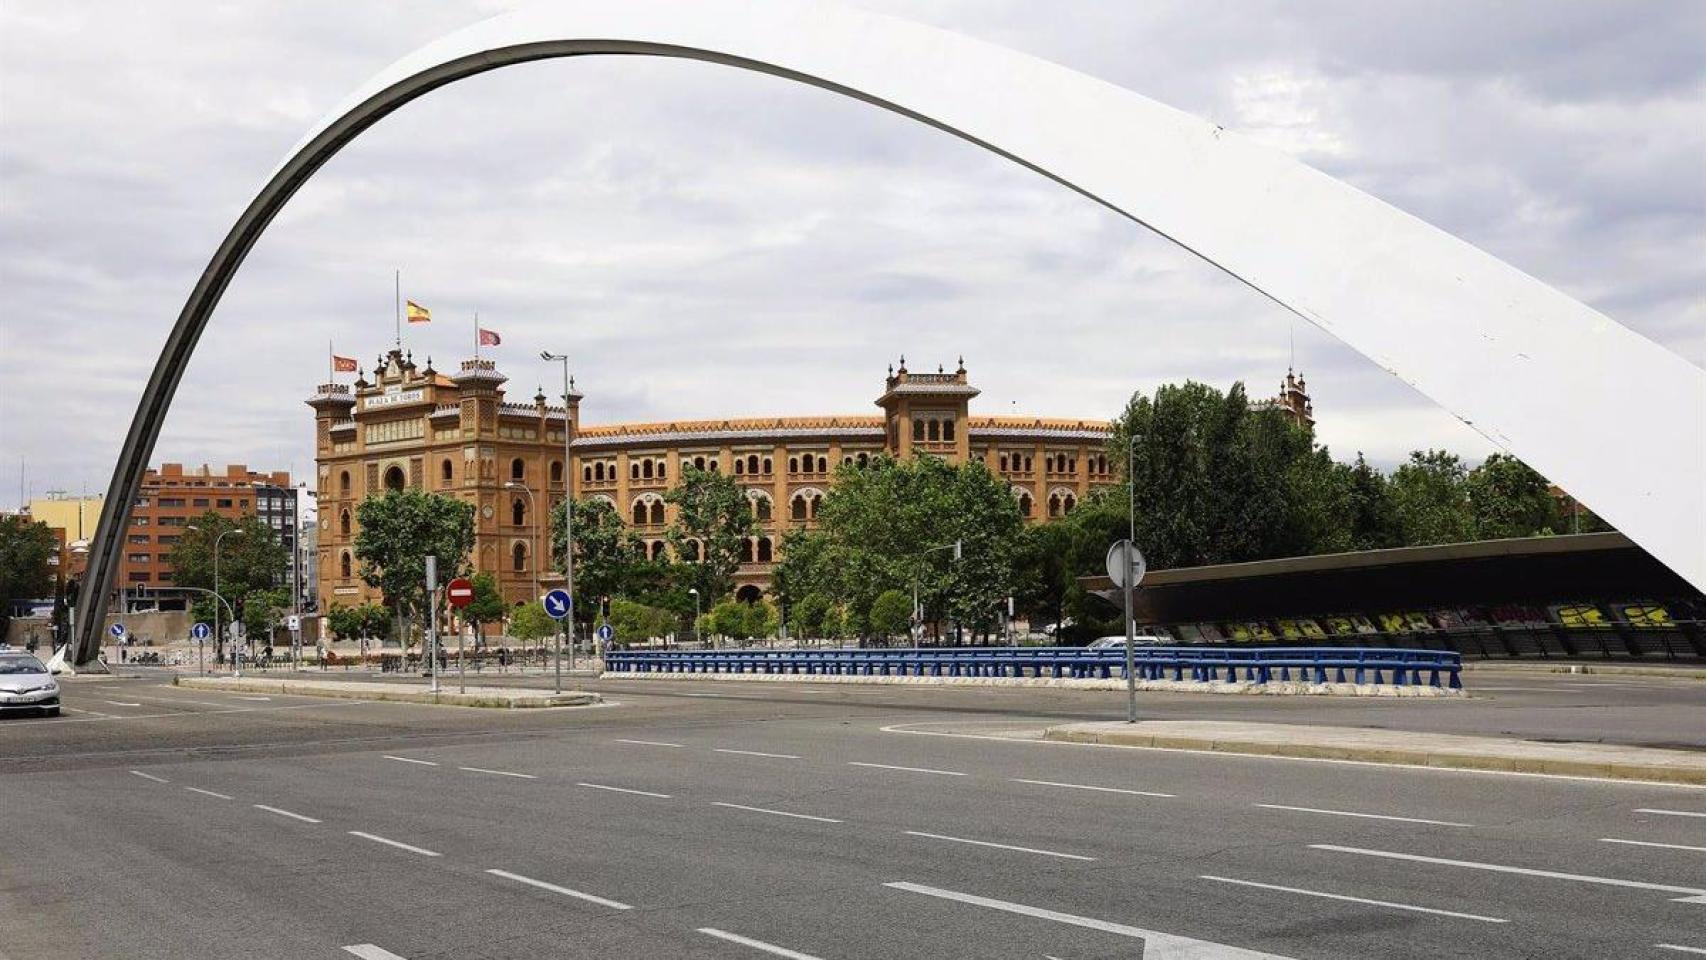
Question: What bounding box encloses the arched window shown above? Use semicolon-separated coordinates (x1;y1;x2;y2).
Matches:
842;455;853;467
339;509;351;537
816;455;828;473
809;494;823;518
943;420;955;441
440;459;453;483
1064;494;1077;513
757;537;773;563
736;585;762;604
708;460;719;473
550;460;563;483
788;456;799;474
734;458;745;476
383;466;405;492
755;496;772;521
632;500;647;525
747;454;760;475
512;498;526;527
999;454;1009;472
651;540;666;561
741;539;755;564
912;420;925;442
1024;456;1033;472
631;462;640;480
512;541;527;571
642;459;654;479
339;470;351;494
1017;491;1033;518
791;496;808;521
510;458;524;481
339;551;352;578
584;464;593;483
657;460;667;481
682;540;701;562
927;419;940;442
761;457;772;475
649;500;665;525
857;452;869;467
1048;494;1062;518
693;456;706;471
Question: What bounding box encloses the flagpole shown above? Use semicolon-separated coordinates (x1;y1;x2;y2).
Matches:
474;312;480;361
328;339;333;382
394;270;401;351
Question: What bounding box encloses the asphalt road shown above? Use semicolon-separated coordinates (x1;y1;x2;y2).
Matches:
2;673;1702;959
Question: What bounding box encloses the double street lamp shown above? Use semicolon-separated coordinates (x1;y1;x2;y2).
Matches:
541;351;576;667
188;524;245;673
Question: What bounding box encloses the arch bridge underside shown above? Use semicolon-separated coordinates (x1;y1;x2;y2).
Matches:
72;0;1705;663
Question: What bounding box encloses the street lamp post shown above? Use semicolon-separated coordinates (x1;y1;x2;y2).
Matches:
1124;434;1138;723
190;525;245;675
541;351;576;672
689;588;700;648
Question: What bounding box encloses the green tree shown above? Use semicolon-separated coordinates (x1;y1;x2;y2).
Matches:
665;467;754;601
742;599;779;641
0;516;56;640
461;572;508;646
791;592;831;640
1341;453;1403;551
353;489;475;636
868;589;912;641
1466;453;1559;540
606;598;677;645
165;512;289;653
326;603;363;642
509;601;557;643
240;589;289;649
1390;450;1474;546
550;496;644;628
819;604;844;642
709;600;748;642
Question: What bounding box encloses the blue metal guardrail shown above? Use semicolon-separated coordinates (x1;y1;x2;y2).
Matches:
604;646;1462;689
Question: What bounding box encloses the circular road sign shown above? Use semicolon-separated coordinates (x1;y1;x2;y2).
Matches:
191;622;211;640
542;588;573;620
109;622;126;639
446;576;475;609
596;623;614;643
1105;539;1147;589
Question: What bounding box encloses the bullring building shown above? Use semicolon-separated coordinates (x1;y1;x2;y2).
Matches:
308;348;1122;610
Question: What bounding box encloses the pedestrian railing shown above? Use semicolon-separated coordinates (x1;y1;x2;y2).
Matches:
603;646;1462;689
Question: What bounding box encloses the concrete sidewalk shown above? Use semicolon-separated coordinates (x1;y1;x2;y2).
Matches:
1043;720;1706;785
176;676;601;709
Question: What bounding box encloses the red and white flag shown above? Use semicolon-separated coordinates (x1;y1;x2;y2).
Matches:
478;328;502;347
332;355;359;373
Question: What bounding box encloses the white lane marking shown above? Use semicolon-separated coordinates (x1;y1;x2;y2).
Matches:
62;706;118;718
129;770;168;783
884;881;1298;959
1602;838;1706;854
127;694;230;708
614;738;685;748
1310;844;1706;903
1011;778;1173;798
904;831;1095;861
43;700;372;725
484;868;632;909
1198;874;1507;923
714;748;802;759
1657;945;1706;955
1255;803;1472;828
848;761;965;777
1639;809;1706;819
696;927;825;959
348;830;440;857
382;755;439;766
578;782;672;799
343;946;409;960
459;765;536;779
101;700;143;707
184;787;233;800
254;804;321;824
234;695;273;701
711;802;843;823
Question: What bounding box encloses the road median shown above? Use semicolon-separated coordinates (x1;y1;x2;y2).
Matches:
1042;720;1706;785
176;675;600;709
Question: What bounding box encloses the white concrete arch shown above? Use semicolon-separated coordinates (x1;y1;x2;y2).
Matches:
72;0;1705;662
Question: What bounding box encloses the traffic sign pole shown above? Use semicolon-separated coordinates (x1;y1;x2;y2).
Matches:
426;556;438;694
542;589;572;694
446;577;474;695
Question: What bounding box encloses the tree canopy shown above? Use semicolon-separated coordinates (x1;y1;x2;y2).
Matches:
0;516;56;639
353;489;475;621
665;467;754;601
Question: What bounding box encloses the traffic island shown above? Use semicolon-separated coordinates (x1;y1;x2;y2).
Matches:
1042;720;1706;785
176;676;600;709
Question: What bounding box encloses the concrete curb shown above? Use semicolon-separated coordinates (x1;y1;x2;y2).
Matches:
1463;662;1706;680
176;676;600;709
598;671;1464;698
1043;722;1706;786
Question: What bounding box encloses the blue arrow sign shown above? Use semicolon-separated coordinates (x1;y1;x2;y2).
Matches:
191;622;211;640
542;589;573;620
596;623;614;642
109;623;126;638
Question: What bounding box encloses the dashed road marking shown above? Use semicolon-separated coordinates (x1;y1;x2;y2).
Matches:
1601;838;1706;854
184;787;233;800
1198;874;1507;922
348;831;439;857
903;831;1095;861
1255;803;1472;827
485;868;632;909
614;738;685;748
696;927;825;959
253;804;321;824
1310;844;1706;903
343;946;410;960
383;755;439;766
459;766;536;779
578;782;672;799
711;802;842;824
129;770;168;783
849;761;965;777
714;748;802;760
1011;778;1173;798
1638;809;1706;819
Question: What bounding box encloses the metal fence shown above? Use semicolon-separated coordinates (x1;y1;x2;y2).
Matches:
604;646;1463;689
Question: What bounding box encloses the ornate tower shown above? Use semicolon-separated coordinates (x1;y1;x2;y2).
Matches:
876;356;979;463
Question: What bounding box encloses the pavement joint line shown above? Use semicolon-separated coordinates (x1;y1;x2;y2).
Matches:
903;830;1096;861
343;946;410;960
458;765;537;779
184;787;233;800
1657;945;1706;955
1197;874;1509;923
713;748;802;759
129;770;168;783
1254;803;1473;827
696;927;825;959
1600;838;1706;854
1011;778;1174;798
485;868;632;909
254;804;322;824
711;802;844;823
382;755;439;766
883;881;1296;958
849;761;966;777
1308;844;1706;903
578;782;672;799
1639;809;1706;819
348;830;440;857
614;738;685;748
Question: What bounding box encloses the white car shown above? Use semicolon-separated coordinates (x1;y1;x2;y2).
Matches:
0;653;60;717
1087;635;1171;649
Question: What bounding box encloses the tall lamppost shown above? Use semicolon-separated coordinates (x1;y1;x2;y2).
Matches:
189;525;245;673
541;351;575;664
689;588;700;648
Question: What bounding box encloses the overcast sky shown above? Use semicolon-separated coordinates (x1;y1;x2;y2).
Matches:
2;0;1701;513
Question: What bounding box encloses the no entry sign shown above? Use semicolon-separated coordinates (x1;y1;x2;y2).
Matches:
446;577;475;609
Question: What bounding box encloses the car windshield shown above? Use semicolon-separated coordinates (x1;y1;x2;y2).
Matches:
0;656;48;675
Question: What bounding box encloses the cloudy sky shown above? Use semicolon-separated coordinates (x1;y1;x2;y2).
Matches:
2;0;1701;513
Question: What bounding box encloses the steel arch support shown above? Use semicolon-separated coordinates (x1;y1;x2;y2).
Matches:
73;0;1706;663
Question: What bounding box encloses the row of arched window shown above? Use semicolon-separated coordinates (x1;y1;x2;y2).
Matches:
789;454;829;475
911;417;957;443
732;454;772;477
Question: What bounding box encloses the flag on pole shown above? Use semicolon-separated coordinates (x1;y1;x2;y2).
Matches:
478;328;502;347
405;300;431;324
332;355;359;373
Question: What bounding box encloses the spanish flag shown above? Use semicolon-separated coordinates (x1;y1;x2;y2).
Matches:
405;300;431;324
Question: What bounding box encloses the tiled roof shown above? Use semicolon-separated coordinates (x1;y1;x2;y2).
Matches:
573;415;886;450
